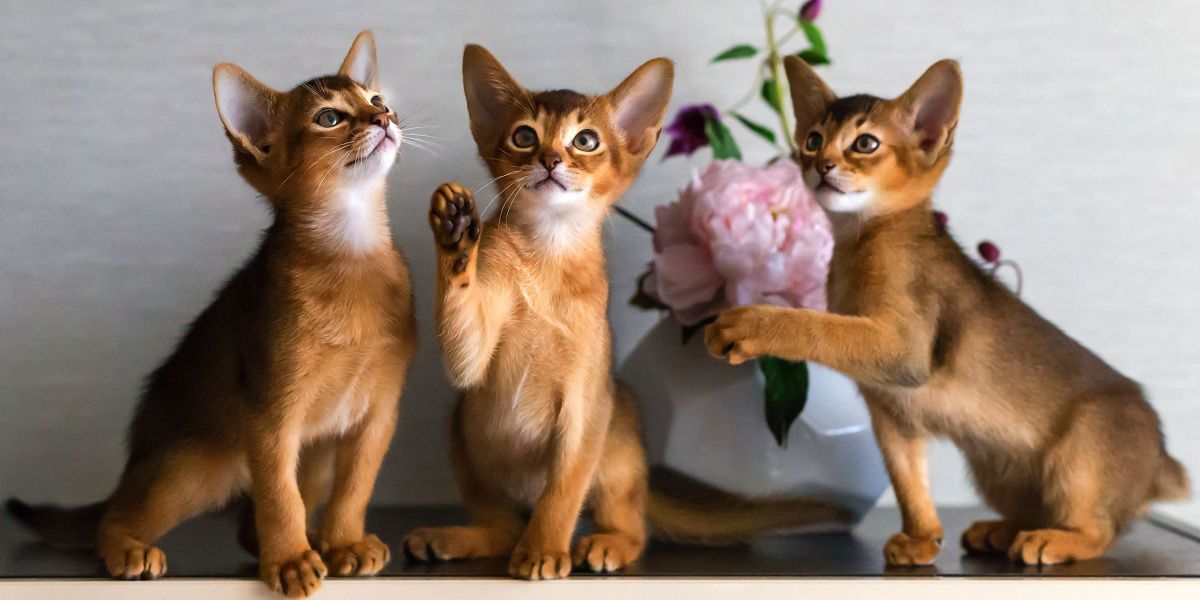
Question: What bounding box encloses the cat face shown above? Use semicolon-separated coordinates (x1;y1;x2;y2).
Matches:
784;57;962;217
212;31;400;202
461;45;673;236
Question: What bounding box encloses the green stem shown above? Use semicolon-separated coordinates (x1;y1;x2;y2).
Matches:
764;12;796;154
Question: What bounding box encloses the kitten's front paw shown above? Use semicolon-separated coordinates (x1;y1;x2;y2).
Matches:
704;306;772;365
101;540;168;580
260;548;327;598
508;543;572;581
429;182;481;272
883;532;942;566
321;533;390;577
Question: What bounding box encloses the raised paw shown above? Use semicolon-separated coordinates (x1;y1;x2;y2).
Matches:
260;549;327;598
572;533;641;573
883;532;942;566
961;520;1019;555
429;182;481;259
508;544;572;581
102;541;167;580
1007;529;1106;565
322;534;390;577
704;306;777;365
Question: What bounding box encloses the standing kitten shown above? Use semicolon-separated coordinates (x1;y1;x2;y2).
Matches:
705;56;1189;566
403;45;848;581
6;31;416;597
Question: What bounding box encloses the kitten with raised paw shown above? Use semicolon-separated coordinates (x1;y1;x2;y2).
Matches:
705;56;1190;567
405;45;853;581
5;31;415;597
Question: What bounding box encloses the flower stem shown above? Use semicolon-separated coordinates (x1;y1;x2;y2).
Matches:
613;205;655;233
764;11;797;155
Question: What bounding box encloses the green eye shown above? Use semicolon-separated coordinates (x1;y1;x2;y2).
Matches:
804;131;822;152
572;129;600;152
853;133;880;153
511;125;538;149
315;109;342;128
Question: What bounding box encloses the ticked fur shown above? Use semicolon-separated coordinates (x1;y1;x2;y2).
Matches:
705;56;1189;566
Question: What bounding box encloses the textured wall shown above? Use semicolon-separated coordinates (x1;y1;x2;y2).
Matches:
1;0;1197;524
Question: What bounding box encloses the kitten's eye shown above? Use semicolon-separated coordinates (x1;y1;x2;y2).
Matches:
572;129;600;152
511;125;538;149
804;131;823;152
852;133;880;154
314;109;342;128
370;95;387;111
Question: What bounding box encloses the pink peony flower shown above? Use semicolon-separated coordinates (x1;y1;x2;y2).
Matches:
649;159;833;325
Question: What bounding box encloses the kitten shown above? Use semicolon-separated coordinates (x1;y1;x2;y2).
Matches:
5;31;416;596
705;56;1189;566
403;45;849;581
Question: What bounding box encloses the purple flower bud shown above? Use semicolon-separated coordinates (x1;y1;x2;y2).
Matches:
933;210;948;229
978;241;1001;263
664;103;720;158
800;0;822;22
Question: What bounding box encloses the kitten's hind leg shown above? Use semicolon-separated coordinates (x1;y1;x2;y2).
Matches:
961;520;1020;555
99;447;243;579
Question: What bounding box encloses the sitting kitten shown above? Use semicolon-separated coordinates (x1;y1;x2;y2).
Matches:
403;45;849;581
705;56;1189;566
6;31;416;597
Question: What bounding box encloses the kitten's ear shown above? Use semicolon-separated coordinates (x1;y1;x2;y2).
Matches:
896;59;962;163
606;58;674;156
783;56;836;142
212;63;282;164
339;30;379;89
462;44;529;145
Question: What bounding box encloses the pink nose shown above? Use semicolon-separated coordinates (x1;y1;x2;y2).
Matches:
540;150;561;171
371;112;390;129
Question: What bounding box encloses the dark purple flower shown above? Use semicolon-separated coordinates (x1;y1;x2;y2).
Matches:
978;240;1001;263
799;0;822;22
933;210;949;229
664;103;719;158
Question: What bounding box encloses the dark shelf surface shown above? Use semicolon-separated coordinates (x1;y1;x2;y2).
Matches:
2;505;1198;579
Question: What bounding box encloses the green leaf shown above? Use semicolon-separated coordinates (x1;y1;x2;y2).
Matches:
711;44;757;62
760;79;783;113
797;48;831;66
760;357;810;447
800;21;827;55
732;113;777;145
703;115;742;160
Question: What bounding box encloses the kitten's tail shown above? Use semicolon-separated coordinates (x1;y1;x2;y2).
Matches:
646;465;854;546
4;498;105;550
1152;454;1191;502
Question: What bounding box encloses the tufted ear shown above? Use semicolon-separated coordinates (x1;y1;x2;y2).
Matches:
462;44;529;147
783;56;836;144
212;63;282;164
606;58;674;156
339;30;379;89
896;59;962;163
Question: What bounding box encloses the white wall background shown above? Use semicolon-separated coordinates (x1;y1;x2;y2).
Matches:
2;0;1198;525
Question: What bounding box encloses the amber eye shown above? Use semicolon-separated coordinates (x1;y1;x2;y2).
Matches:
804;131;823;152
315;109;342;128
370;95;387;111
511;125;538;149
572;129;600;152
852;133;880;154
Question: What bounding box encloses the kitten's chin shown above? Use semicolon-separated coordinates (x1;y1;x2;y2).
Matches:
531;187;588;208
815;187;873;213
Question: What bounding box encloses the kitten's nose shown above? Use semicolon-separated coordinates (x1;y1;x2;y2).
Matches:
540;150;562;171
818;161;836;175
370;112;390;129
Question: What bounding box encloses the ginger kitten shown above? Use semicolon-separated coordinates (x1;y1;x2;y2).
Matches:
705;56;1189;566
6;31;416;596
403;45;849;581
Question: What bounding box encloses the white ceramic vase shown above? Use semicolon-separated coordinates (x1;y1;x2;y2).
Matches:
618;318;889;527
